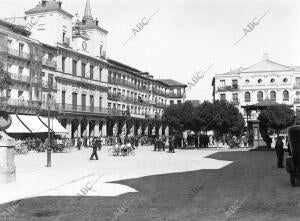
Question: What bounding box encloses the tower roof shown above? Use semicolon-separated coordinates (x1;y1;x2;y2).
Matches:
83;0;93;20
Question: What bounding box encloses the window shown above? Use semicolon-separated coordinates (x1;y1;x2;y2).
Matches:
177;89;181;95
270;91;276;101
232;80;238;89
177;100;182;105
90;95;94;111
220;80;225;88
6;89;11;98
108;102;111;109
283;91;289;101
99;67;102;81
258;79;262;84
232;93;238;102
257;91;263;102
72;92;77;110
82;63;86;78
100;45;103;57
283;78;288;83
82;94;86;111
62;91;66;108
245;92;251;102
18;90;24;98
270;78;275;83
170;100;174;105
99;97;102;109
19;43;24;53
90;65;94;79
18;66;24;74
220;94;226;101
62;57;66;72
245;79;249;84
72;60;77;75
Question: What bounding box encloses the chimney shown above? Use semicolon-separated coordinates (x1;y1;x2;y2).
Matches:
263;53;269;60
59;1;62;8
42;0;46;7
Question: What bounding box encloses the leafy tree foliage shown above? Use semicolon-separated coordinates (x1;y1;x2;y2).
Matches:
162;101;194;132
0;62;11;91
258;105;295;147
0;62;11;121
162;100;245;136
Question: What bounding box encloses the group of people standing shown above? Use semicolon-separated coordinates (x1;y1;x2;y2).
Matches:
186;134;211;148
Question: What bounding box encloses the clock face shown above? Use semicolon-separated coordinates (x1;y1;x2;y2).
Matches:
82;41;87;50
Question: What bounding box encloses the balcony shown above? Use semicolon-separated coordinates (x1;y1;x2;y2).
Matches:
167;93;184;98
108;92;150;106
108;77;149;91
42;58;57;69
294;98;300;104
0;97;41;109
7;48;30;60
9;73;30;83
217;85;239;92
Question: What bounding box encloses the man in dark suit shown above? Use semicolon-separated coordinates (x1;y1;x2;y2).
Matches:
275;136;284;168
90;138;99;160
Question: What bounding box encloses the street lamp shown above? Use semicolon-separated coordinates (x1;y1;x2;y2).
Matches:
46;76;53;167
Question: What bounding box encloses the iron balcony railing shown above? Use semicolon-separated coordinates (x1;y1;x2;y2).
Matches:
7;48;31;60
108;77;149;91
0;97;41;109
217;85;239;92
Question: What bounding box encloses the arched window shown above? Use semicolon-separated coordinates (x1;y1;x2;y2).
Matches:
283;90;289;101
257;91;263;102
245;92;251;102
270;91;276;101
258;79;262;84
270;78;275;83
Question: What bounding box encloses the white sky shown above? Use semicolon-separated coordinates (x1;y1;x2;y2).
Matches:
1;0;299;101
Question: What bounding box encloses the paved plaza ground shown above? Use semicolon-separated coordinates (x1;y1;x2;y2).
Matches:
0;146;300;220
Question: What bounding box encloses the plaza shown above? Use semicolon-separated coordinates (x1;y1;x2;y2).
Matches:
0;146;299;221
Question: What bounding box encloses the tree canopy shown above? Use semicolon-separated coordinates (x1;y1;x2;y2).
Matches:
162;100;245;136
258;104;295;137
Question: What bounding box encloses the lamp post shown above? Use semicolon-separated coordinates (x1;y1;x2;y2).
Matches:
46;77;53;167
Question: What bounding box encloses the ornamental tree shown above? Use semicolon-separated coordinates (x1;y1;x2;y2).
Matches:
258;104;295;148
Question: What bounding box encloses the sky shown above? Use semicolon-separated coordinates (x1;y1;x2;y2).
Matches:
1;0;299;101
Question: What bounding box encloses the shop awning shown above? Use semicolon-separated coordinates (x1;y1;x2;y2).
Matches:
38;116;69;134
5;114;31;133
17;114;49;133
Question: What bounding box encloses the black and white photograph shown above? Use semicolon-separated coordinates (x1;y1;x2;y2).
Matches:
0;0;299;220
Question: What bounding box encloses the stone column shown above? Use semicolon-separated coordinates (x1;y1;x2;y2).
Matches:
159;124;162;137
94;121;100;137
138;122;142;135
77;120;81;138
66;119;72;139
85;120;90;137
144;124;149;135
113;122;118;136
122;122;127;135
165;125;169;137
130;123;135;136
102;120;107;137
0;133;16;183
152;125;156;135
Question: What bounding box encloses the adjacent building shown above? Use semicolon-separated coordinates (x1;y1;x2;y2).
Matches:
0;0;186;138
213;53;300;119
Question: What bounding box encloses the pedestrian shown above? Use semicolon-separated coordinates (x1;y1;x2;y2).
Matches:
90;138;99;160
77;137;82;150
275;136;284;168
169;136;175;153
194;135;199;148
